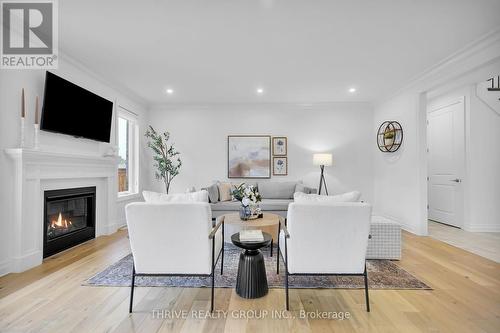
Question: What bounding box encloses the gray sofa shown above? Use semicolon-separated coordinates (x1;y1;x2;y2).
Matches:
202;182;401;260
206;181;317;218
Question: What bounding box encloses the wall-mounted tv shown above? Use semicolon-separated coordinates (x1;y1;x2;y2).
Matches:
41;71;114;143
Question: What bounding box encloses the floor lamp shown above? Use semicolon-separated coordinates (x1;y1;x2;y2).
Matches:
313;153;332;195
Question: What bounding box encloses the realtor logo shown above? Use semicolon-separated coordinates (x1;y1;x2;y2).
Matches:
1;0;58;69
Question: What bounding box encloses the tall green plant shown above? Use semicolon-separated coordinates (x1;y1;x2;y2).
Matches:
145;126;182;194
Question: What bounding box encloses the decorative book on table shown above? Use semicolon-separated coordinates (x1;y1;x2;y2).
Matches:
239;230;264;242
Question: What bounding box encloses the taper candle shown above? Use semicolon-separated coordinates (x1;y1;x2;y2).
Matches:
35;96;39;124
21;88;25;118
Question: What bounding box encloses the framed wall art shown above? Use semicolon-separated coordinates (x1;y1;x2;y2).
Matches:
273;157;288;176
228;135;271;178
272;137;287;156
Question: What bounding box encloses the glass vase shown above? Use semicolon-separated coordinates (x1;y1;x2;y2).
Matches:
239;205;252;220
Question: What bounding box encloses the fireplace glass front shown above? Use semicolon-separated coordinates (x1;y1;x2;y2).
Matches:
44;187;96;257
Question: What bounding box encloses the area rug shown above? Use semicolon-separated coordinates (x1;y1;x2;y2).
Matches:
84;244;431;290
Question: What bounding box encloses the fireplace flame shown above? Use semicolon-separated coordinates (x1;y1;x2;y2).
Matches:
51;212;72;229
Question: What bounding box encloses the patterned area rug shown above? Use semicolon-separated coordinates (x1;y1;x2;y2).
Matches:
84;244;431;290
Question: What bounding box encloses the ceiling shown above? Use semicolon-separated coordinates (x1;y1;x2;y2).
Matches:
59;0;500;106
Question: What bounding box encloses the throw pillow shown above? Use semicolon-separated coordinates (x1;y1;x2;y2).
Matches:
142;190;209;203
294;190;361;203
295;183;316;194
258;181;297;199
217;182;233;201
202;184;220;203
295;183;307;193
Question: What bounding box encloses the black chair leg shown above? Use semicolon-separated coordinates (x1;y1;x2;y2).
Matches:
221;222;224;275
220;248;224;275
129;266;136;313
285;270;289;311
211;271;215;312
284;235;289;310
364;265;370;312
276;247;280;274
276;222;280;274
210;235;216;313
270;239;273;257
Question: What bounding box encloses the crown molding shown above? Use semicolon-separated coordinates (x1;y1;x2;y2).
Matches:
376;27;500;106
57;48;149;109
59;27;500;110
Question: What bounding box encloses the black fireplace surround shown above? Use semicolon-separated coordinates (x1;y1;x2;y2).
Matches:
43;187;96;258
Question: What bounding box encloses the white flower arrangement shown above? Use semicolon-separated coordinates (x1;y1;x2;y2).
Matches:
232;183;262;207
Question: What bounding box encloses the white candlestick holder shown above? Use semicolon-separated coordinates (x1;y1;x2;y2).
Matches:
34;124;40;150
20;117;25;148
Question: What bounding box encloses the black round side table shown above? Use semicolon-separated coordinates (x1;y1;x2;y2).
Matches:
231;232;272;299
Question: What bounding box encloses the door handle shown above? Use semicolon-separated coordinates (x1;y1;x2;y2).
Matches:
450;179;461;183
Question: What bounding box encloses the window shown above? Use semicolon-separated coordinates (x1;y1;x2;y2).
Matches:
117;107;139;196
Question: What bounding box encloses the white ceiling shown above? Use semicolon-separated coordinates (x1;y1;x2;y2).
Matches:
59;0;500;106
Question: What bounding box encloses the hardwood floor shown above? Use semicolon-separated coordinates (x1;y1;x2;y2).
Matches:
1;230;499;333
429;220;500;263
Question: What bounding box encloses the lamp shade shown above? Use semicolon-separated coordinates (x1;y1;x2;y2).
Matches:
313;153;332;166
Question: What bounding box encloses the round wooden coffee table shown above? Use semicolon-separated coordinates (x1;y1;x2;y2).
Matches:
222;213;282;257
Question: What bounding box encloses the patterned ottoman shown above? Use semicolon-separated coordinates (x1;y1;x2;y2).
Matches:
367;215;401;260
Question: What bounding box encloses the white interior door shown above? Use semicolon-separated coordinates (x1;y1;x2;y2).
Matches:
427;97;465;228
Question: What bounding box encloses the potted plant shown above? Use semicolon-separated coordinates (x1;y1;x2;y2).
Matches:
232;183;262;220
383;128;395;146
145;126;182;194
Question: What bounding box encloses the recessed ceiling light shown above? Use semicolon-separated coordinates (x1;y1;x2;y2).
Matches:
256;87;264;95
166;88;174;95
349;87;356;93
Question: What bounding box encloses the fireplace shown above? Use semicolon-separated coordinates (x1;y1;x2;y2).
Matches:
43;187;96;258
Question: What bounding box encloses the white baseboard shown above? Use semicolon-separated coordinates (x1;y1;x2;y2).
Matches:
463;224;500;232
0;259;12;277
374;213;427;236
11;250;43;274
105;219;126;234
400;223;426;236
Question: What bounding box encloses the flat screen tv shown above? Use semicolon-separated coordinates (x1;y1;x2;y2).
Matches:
41;72;113;143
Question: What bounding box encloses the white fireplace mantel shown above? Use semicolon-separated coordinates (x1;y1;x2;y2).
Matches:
4;148;119;273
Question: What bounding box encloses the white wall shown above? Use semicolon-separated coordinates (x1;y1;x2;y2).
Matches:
0;55;149;275
372;33;500;235
428;63;500;232
468;86;500;232
147;103;374;202
373;93;428;235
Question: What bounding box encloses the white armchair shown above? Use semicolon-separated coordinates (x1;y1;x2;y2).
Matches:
277;202;372;311
125;202;224;313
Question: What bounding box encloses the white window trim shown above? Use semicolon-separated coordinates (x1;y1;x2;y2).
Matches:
117;105;139;198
